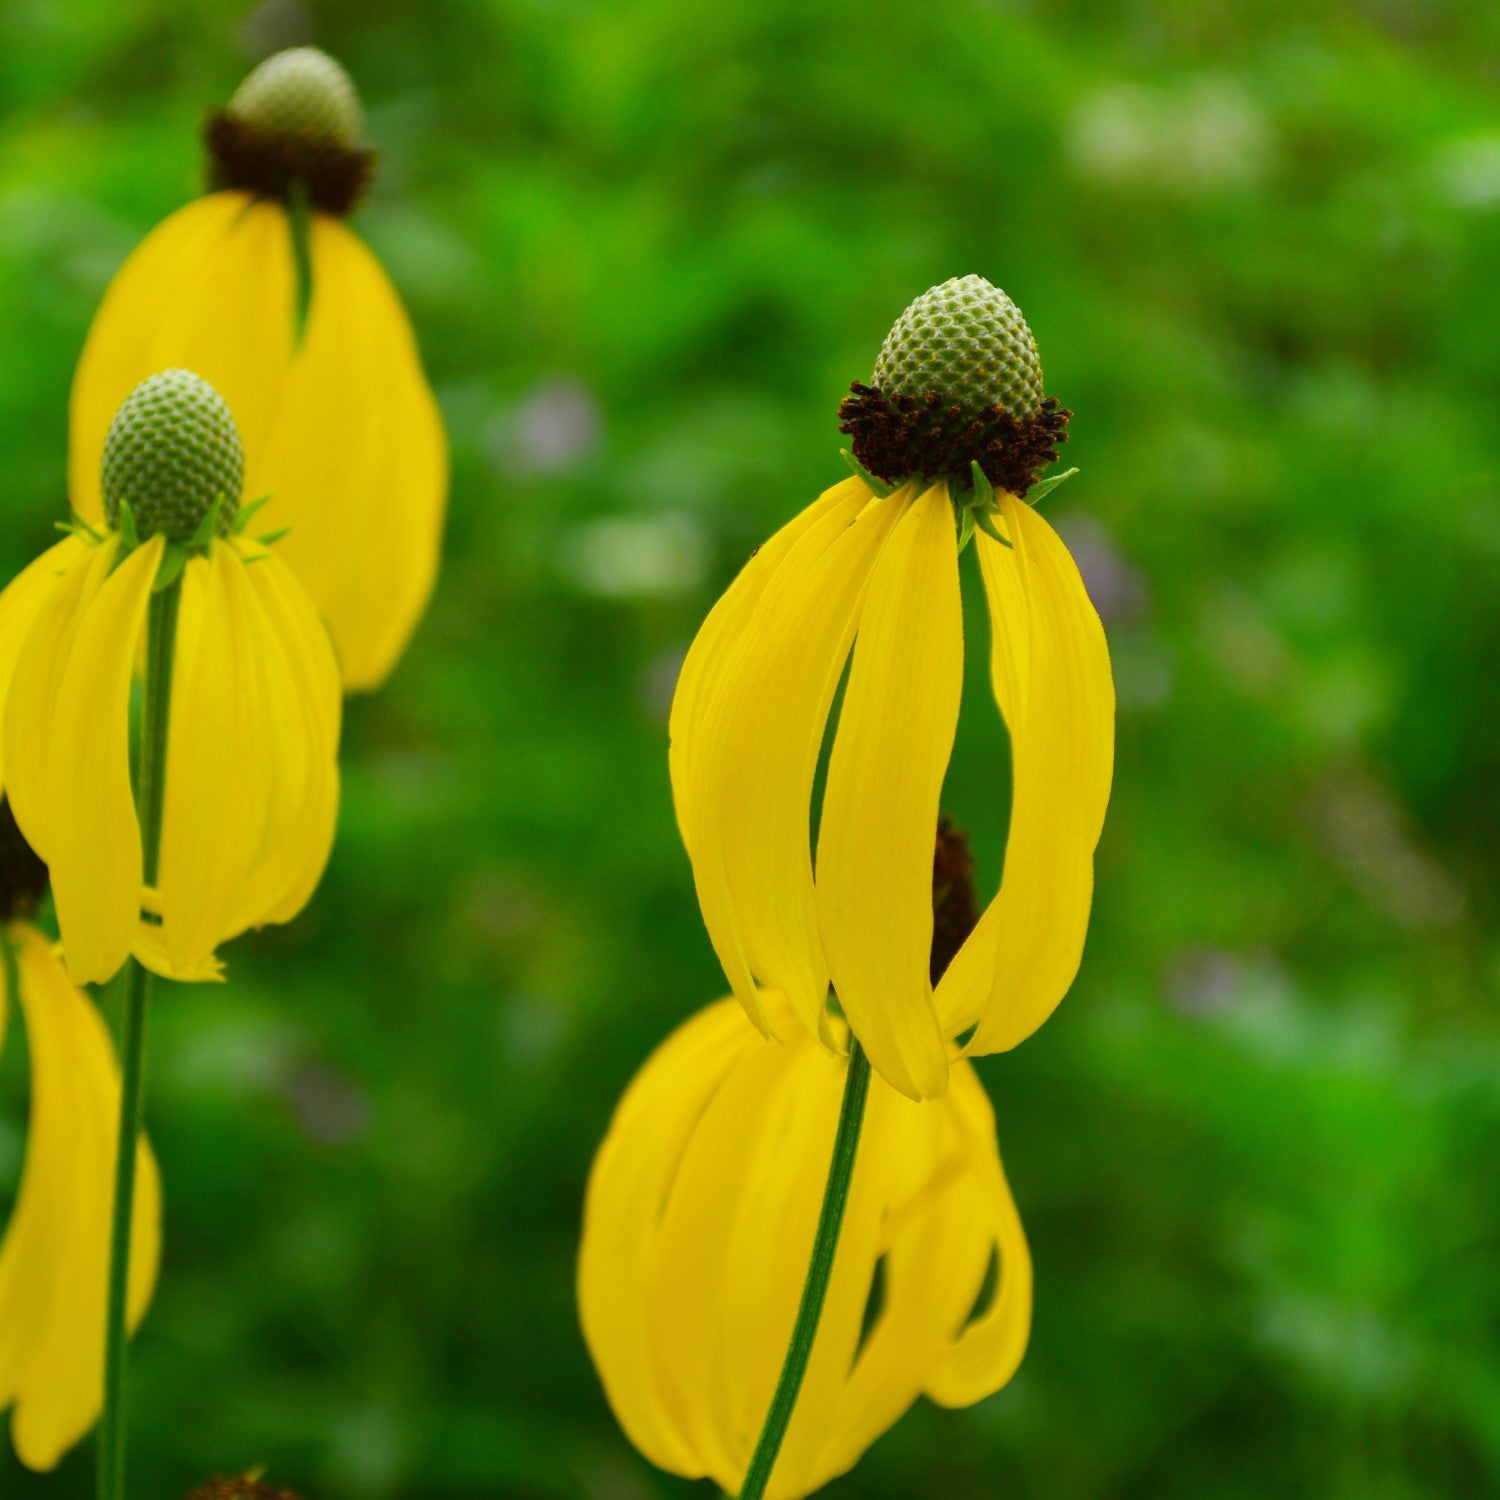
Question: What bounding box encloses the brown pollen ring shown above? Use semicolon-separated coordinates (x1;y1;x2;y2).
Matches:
204;111;375;217
838;383;1070;497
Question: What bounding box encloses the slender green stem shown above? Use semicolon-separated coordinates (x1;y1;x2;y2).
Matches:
738;1041;872;1500
98;575;180;1500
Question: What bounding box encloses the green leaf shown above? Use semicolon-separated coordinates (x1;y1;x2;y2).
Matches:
117;501;139;552
257;526;292;547
839;448;896;498
1026;466;1079;506
968;460;995;512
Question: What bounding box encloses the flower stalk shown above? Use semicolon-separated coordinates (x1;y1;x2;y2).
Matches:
98;573;180;1500
738;1040;872;1500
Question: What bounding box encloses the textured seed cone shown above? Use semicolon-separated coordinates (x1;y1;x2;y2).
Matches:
101;369;244;541
876;274;1045;421
206;46;375;215
838;274;1070;494
228;47;363;144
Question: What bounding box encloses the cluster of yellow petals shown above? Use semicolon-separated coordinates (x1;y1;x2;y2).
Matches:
579;995;1029;1500
0;925;159;1472
0;529;340;987
70;191;447;693
671;475;1115;1101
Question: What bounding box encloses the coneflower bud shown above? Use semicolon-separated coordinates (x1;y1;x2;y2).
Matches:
101;369;243;541
839;274;1070;496
228;46;363;146
205;46;376;215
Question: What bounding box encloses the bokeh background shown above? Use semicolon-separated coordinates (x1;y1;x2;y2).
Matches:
2;0;1499;1495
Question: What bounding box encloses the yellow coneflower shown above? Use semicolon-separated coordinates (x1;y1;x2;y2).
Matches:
69;46;447;692
0;807;159;1473
671;275;1115;1102
0;369;340;987
579;991;1030;1500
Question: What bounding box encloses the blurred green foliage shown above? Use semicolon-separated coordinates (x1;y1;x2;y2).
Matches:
2;0;1500;1495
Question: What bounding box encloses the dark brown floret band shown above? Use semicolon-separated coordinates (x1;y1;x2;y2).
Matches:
0;797;47;924
838;383;1070;498
204;111;375;217
930;814;980;986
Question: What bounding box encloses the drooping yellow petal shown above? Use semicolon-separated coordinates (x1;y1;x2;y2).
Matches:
0;537;89;795
644;1010;799;1487
670;479;859;849
227;542;341;931
803;1085;977;1490
43;538;162;986
579;999;760;1478
156;546;269;974
69;193;295;525
251;216;447;692
3;537;116;860
816;484;961;1102
923;1061;1032;1405
131;921;225;984
0;927;160;1472
579;1001;1032;1500
699;484;902;1042
755;1056;906;1499
935;493;1115;1052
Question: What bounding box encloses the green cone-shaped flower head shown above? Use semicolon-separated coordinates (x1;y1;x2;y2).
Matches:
228;46;362;145
101;369;244;541
873;274;1044;420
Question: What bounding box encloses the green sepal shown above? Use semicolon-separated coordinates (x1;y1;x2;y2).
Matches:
257;526;292;547
839;448;897;498
974;508;1012;548
1026;466;1079;506
64;508;102;542
117;501;140;553
188;493;228;550
233;494;273;535
956;506;977;553
153;541;188;593
968;460;995;512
